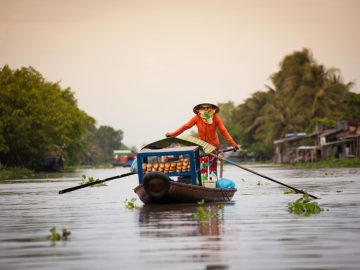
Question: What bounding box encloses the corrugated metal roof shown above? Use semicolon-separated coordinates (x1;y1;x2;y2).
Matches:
320;128;342;137
274;134;306;144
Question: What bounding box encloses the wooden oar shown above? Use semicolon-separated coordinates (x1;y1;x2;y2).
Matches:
217;146;238;178
217;146;239;153
58;172;136;194
209;153;319;199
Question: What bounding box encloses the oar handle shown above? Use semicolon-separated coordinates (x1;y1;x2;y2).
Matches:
198;146;238;157
58;172;136;194
210;153;319;199
218;146;240;153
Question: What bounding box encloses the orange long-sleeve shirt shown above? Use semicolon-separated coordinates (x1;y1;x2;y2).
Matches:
167;114;237;149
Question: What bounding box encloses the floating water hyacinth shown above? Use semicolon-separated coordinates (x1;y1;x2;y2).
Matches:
283;188;297;194
288;193;324;216
124;198;139;209
47;227;61;241
79;175;106;187
61;228;71;240
47;227;71;241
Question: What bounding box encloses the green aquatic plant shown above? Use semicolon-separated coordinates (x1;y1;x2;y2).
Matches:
124;198;139;209
47;227;71;241
288;193;323;216
61;228;71;240
192;200;224;220
283;188;297;194
47;227;60;241
80;175;106;187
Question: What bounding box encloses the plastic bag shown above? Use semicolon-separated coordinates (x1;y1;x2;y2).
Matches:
216;178;236;189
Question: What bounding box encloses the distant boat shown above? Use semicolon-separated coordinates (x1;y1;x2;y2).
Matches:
112;150;136;167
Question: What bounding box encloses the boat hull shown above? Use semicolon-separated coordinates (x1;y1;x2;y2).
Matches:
134;181;237;204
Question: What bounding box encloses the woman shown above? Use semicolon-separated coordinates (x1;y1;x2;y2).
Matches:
166;102;239;174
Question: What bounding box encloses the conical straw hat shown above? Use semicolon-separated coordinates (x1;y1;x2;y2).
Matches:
193;102;219;114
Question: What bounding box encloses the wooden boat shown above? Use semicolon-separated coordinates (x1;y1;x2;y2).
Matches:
112;150;136;167
133;137;237;204
134;175;237;204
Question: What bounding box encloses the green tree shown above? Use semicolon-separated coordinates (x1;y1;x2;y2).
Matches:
338;91;360;119
231;90;275;158
217;101;236;146
0;65;95;168
227;48;357;158
95;125;123;162
81;124;104;165
218;101;236;127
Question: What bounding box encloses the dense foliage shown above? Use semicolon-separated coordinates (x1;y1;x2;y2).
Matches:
0;65;95;168
0;65;125;168
94;125;123;162
219;49;360;158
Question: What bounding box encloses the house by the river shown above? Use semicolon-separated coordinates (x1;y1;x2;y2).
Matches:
273;120;360;163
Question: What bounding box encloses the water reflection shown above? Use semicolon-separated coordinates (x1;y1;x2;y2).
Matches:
137;203;228;268
138;203;224;237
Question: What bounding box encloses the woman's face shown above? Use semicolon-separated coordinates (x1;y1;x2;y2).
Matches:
197;107;216;124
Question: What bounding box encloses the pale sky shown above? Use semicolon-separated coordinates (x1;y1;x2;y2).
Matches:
1;0;359;149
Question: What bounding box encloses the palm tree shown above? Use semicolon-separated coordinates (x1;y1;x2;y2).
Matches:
230;48;356;158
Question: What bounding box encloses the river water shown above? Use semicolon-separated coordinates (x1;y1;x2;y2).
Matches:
0;165;359;270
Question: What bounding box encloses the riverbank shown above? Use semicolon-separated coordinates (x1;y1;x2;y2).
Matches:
233;158;360;169
0;167;33;180
283;158;360;169
0;164;116;180
2;158;359;180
